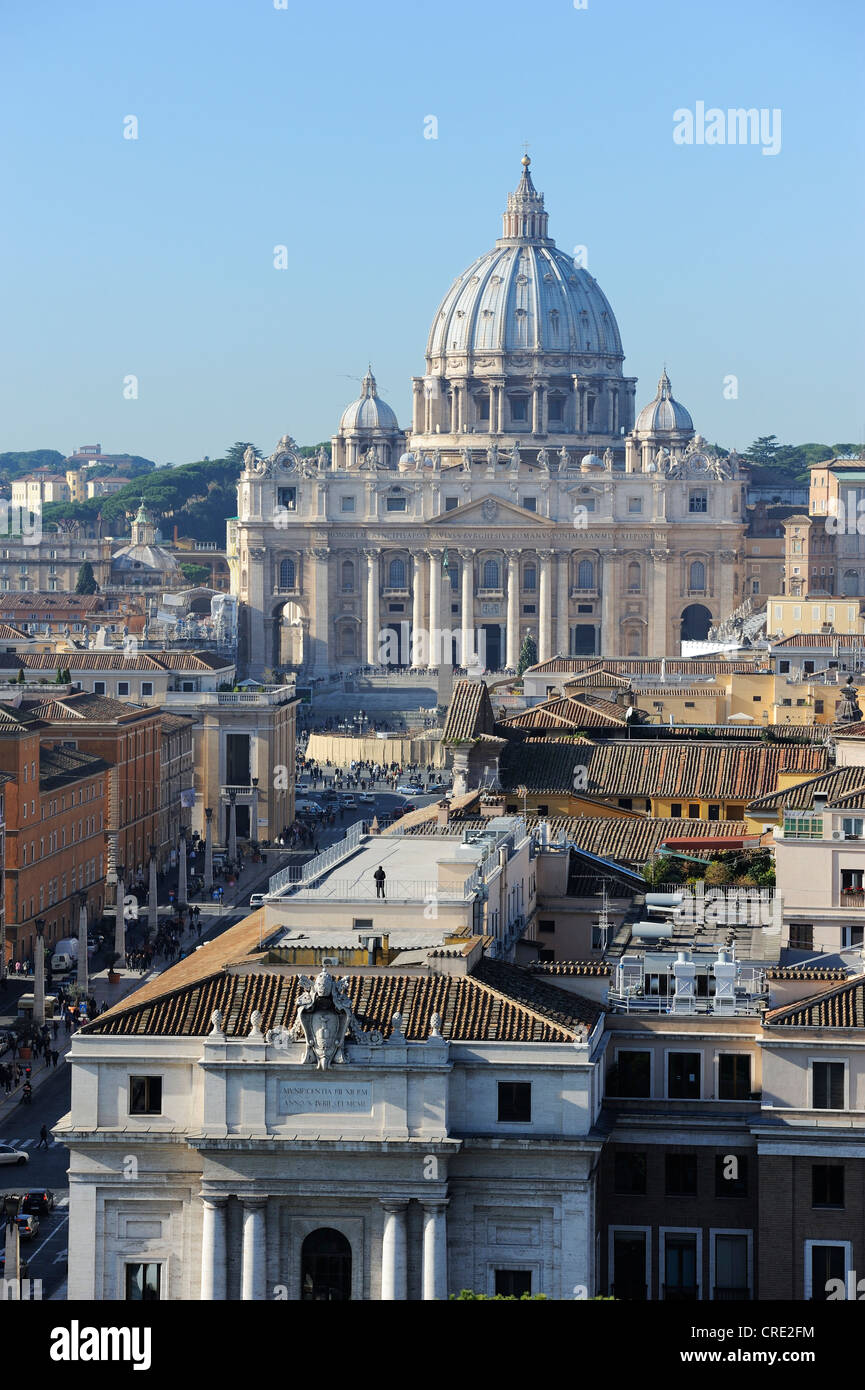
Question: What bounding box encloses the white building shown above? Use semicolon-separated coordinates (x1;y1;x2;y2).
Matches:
60;926;604;1301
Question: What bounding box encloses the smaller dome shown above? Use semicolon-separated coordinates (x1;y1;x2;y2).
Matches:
635;369;694;435
339;366;399;433
580;452;604;472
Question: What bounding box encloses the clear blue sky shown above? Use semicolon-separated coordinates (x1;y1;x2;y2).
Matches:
1;0;862;464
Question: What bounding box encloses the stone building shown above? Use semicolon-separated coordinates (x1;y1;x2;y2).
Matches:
234;158;748;677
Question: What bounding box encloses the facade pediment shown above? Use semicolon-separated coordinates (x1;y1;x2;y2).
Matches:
429;497;556;528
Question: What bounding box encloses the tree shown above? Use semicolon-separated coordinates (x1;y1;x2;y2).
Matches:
225;442;260;467
16;669;25;684
517;633;538;676
744;435;780;466
75;561;98;594
179;563;211;586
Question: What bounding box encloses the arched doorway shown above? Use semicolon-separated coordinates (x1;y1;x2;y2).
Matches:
272;601;305;669
300;1227;352;1301
680;603;712;641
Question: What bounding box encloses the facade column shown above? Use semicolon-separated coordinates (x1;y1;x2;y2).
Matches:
310;547;330;674
200;1196;228;1301
77;894;89;990
380;1200;409;1300
177;834;188;906
422;1200;449;1301
411;552;425;667
538;550;553;663
365;549;380;666
250;777;259;844
506;551;520;670
532;383;541;434
114;865;126;963
648;549;669;658
241;1197;267;1300
428;550;441;670
33;919;45;1025
203;808;214;893
460;550;475;666
600;551;617;658
540;384;549;435
227;790;238;864
556;551;570;656
488;383;496;433
496;382;505;433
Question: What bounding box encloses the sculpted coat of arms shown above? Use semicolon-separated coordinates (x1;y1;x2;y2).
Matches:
288;969;363;1070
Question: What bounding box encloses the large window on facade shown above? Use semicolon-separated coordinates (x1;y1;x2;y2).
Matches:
615;1050;651;1097
689;489;707;513
668;1052;701;1099
482;558;500;589
664;1234;698;1300
125;1262;161;1300
494;1269;532;1296
279;557;296;589
812;1061;845;1110
665;1153;698;1196
689;560;706;592
497;1081;531;1122
341;560;355;592
809;1243;848;1301
577;558;595;590
714;1235;749;1300
129;1076;162;1115
812;1164;844;1208
388;557;406;588
612;1231;647;1301
614;1152;647;1194
718;1054;751;1100
523;565;537;591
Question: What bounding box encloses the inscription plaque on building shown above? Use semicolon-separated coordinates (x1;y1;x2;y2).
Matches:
278;1081;372;1114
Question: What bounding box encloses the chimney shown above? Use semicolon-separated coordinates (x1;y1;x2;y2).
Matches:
174;524;179;543
813;792;828;813
436;798;450;829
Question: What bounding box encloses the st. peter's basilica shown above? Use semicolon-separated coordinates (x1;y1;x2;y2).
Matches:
232;157;746;676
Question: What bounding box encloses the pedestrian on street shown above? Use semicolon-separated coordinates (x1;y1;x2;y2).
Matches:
36;1124;49;1150
51;1050;58;1068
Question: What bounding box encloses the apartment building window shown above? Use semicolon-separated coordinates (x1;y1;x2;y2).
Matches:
670;803;682;817
141;682;153;696
117;682;129;696
812;1165;844;1208
713;1234;750;1301
494;1269;532;1297
665;1154;698;1196
538;919;555;934
707;805;720;821
806;1242;851;1301
129;1076;163;1115
614;1152;647;1195
714;1154;748;1197
842;818;864;839
125;1263;161;1301
663;1232;699;1301
688;803;699;817
614;1050;651;1098
668;1052;701;1099
94;681;106;696
497;1082;531;1122
812;1061;845;1110
783;813;822;841
611;1230;648;1301
718;1054;751;1100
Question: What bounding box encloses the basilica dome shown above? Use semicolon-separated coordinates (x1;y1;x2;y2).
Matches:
338;367;399;432
426;158;624;363
634;369;693;436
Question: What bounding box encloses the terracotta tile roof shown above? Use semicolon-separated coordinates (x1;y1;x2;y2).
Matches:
773;634;865;649
765;966;848;981
563;668;633;690
527;960;612;976
0;594;105;612
398;812;753;865
500;737;827;800
833;722;865;738
500;695;627;732
0;649;232;674
0;622;31;640
150;650;231;671
25;692;147;721
747;765;865;812
160;711;196;733
39;744;110;790
83;933;602;1042
442;679;496;742
764;974;865;1027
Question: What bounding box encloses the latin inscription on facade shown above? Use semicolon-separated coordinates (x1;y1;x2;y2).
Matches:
278;1081;372;1114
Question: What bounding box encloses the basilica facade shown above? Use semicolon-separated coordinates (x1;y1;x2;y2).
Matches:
233;157;747;677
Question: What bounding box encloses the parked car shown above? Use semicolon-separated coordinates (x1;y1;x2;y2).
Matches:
15;1213;39;1240
248;893;267;908
396;785;423;797
358;793;375;805
340;797;357;810
0;1144;28;1167
21;1189;55;1216
296;801;323;815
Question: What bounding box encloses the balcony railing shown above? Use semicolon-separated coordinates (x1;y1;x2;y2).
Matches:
570;587;599;598
838;889;865;907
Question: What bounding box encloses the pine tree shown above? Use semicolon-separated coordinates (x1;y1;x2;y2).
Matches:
75;561;98;595
517;633;538;676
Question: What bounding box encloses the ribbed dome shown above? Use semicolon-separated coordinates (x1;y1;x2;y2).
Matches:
426;159;623;361
339;367;399;432
635;369;693;435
